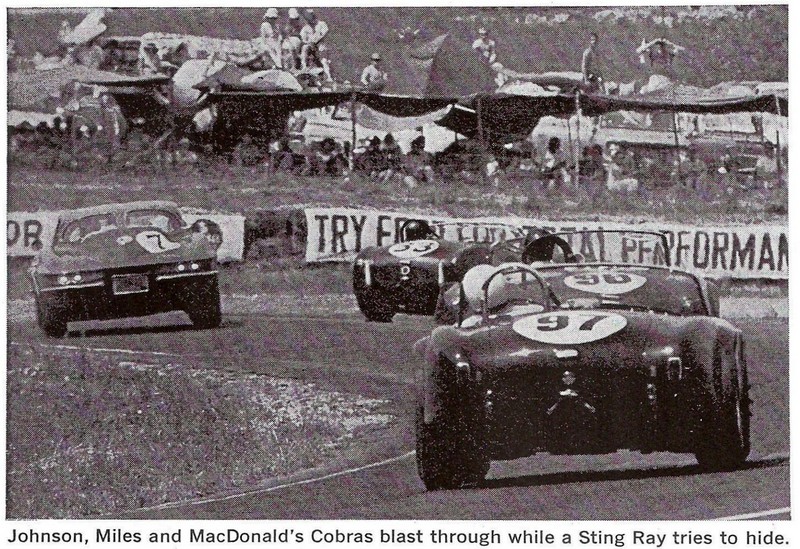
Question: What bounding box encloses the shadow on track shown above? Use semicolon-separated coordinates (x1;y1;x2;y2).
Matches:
65;318;243;339
468;454;790;492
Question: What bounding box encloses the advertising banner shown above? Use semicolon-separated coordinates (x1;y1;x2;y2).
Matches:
304;207;787;280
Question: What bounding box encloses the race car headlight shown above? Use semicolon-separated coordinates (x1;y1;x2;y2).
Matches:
58;275;70;285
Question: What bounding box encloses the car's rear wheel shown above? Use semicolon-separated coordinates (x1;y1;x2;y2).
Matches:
415;394;489;490
693;341;750;470
36;298;68;338
185;277;222;330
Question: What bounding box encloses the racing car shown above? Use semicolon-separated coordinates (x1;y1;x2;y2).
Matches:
352;219;530;322
414;230;749;490
30;201;223;337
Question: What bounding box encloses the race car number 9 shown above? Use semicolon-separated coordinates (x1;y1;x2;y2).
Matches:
388;239;439;259
513;311;627;344
563;270;646;295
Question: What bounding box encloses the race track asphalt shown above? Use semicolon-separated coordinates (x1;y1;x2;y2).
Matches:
6;311;789;520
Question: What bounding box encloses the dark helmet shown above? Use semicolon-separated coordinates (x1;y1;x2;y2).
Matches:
402;220;433;242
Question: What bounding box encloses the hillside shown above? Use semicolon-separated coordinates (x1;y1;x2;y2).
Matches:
8;6;787;89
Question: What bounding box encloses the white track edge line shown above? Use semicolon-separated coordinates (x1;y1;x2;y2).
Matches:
135;450;417;512
713;507;791;521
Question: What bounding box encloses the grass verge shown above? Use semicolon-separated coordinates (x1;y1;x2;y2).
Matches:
6;345;392;519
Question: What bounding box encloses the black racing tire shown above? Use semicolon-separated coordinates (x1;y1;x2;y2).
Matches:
36;298;69;338
693;340;751;471
185;277;222;330
415;391;489;490
353;278;395;323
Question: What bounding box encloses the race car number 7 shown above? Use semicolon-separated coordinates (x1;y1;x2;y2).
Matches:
513;310;628;344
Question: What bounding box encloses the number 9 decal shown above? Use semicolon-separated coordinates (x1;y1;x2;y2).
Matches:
513;311;627;344
388;239;439;259
563;270;646;295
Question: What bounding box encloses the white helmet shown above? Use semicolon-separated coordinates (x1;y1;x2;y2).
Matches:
462;264;511;312
288;7;300;18
264;8;279;18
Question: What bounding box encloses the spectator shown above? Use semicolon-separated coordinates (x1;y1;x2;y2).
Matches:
404;134;436;185
579;144;605;182
310;137;345;176
287;110;307;140
361;53;388;91
378;133;402;183
300;9;329;71
605;142;638;192
671;146;706;191
541;137;570;188
354;136;382;175
581;32;600;90
99;93;125;160
138;42;163;74
58;20;73;45
471;27;497;64
281;8;304;71
754;142;779;189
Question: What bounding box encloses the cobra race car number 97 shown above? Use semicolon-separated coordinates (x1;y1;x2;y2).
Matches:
563;269;647;295
513;310;627;345
387;240;440;259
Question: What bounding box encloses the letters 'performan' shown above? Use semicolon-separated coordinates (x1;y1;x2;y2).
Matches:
563;269;647;295
388;239;439;259
513;310;628;344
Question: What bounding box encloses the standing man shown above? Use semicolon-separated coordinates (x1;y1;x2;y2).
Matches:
300;8;329;71
361;53;388;91
582;32;600;90
471;27;496;64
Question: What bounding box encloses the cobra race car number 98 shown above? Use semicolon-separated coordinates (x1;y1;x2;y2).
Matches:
563;270;647;295
513;310;627;345
387;240;440;259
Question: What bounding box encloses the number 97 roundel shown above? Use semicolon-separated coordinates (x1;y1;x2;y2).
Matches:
513;311;627;345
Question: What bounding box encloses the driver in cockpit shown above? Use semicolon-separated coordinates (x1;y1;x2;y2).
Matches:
452;263;546;326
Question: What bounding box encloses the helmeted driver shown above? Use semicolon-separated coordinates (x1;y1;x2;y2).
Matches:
402;220;434;242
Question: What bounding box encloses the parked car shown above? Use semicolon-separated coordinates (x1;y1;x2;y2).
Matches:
352;219;528;322
31;201;222;337
414;230;748;490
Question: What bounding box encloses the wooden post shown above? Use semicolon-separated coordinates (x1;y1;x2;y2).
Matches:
350;92;357;170
672;109;681;181
476;95;486;183
774;94;783;185
574;90;582;187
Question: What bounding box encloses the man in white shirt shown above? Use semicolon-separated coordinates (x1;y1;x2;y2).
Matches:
361;53;387;91
471;28;496;64
300;8;329;71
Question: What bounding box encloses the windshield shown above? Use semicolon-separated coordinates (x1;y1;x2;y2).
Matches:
538;265;707;316
56;213;118;244
125;209;183;232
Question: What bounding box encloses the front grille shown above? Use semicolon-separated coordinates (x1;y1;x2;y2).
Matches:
112;273;150;295
373;264;436;288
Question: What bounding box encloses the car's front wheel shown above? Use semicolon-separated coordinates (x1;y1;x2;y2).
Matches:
415;394;489;490
693;341;750;470
36;298;68;338
353;281;394;322
184;277;222;330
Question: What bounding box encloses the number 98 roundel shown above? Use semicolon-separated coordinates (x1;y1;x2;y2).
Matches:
512;311;627;345
388;239;440;259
